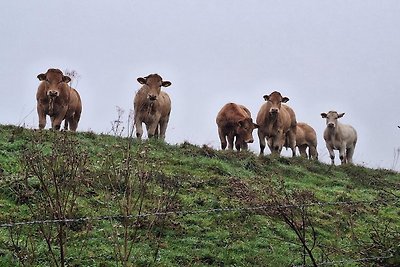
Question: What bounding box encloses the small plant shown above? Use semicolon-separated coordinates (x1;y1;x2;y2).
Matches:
270;182;320;267
64;69;81;88
97;139;179;266
15;132;89;266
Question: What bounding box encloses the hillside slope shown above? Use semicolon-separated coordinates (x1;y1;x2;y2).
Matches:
0;125;399;266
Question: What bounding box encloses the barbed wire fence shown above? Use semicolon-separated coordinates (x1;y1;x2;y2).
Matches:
0;199;393;228
0;198;398;266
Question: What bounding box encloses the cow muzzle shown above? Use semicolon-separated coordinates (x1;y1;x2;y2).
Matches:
148;94;157;101
327;123;335;128
269;108;279;115
47;90;59;97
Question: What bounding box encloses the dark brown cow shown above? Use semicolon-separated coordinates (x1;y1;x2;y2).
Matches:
134;74;172;140
256;91;297;156
216;103;259;151
285;122;318;159
36;69;82;131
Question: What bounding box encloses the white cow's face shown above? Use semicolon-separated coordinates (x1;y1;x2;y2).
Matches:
321;111;345;129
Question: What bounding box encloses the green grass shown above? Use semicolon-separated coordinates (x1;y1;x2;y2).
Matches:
0;124;399;266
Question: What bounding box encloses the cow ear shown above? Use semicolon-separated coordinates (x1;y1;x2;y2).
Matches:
253;123;260;129
321;113;327;118
162;81;172;87
282;97;289;103
62;76;71;83
263;95;269;101
37;74;46;81
137;77;146;84
338;113;345;118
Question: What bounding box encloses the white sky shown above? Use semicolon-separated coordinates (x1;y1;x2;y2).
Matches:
1;1;400;169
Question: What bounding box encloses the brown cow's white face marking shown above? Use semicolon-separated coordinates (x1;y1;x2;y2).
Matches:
321;111;345;129
263;91;289;116
137;74;171;102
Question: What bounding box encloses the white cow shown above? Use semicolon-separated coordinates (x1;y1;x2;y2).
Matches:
321;111;357;165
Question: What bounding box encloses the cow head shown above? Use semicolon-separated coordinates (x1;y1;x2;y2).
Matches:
37;68;71;98
137;74;171;101
263;91;289;116
236;118;259;144
321;111;345;129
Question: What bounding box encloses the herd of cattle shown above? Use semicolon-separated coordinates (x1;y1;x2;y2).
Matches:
36;68;358;165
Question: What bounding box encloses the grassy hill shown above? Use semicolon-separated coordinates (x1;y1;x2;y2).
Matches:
0;124;399;266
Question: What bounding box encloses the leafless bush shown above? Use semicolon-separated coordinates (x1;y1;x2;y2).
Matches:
270;182;320;267
14;132;90;267
64;69;81;88
391;147;400;170
97;139;178;266
109;106;135;138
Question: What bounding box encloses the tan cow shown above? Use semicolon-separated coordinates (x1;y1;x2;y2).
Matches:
285;122;318;159
216;103;259;151
134;74;171;140
36;68;82;131
256;91;297;156
321;111;357;165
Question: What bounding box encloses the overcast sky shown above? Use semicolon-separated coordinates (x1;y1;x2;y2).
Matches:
1;1;400;170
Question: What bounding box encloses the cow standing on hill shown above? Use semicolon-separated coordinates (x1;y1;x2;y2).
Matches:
285;122;318;159
36;68;82;131
321;111;357;165
216;103;259;151
256;91;297;156
133;74;172;140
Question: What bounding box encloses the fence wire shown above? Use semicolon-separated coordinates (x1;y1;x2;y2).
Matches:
0;199;398;265
0;199;394;228
292;250;394;267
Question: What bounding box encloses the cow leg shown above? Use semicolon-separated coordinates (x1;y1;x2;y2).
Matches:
267;137;273;153
287;131;297;157
52;116;63;131
64;119;69;131
69;119;79;132
339;146;346;164
241;141;248;151
298;145;308;158
146;123;158;139
135;119;143;139
154;125;159;139
326;145;335;165
309;145;318;160
218;128;227;150
235;136;243;151
52;108;67;131
346;147;355;164
159;117;170;140
69;111;81;132
37;107;47;130
258;130;267;156
227;133;234;150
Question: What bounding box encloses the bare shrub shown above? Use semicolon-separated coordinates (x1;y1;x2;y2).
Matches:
15;132;90;266
96;139;179;266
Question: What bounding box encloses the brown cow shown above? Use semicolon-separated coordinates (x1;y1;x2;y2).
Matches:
134;74;171;140
36;68;82;131
256;91;297;156
285;122;318;159
216;103;259;151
